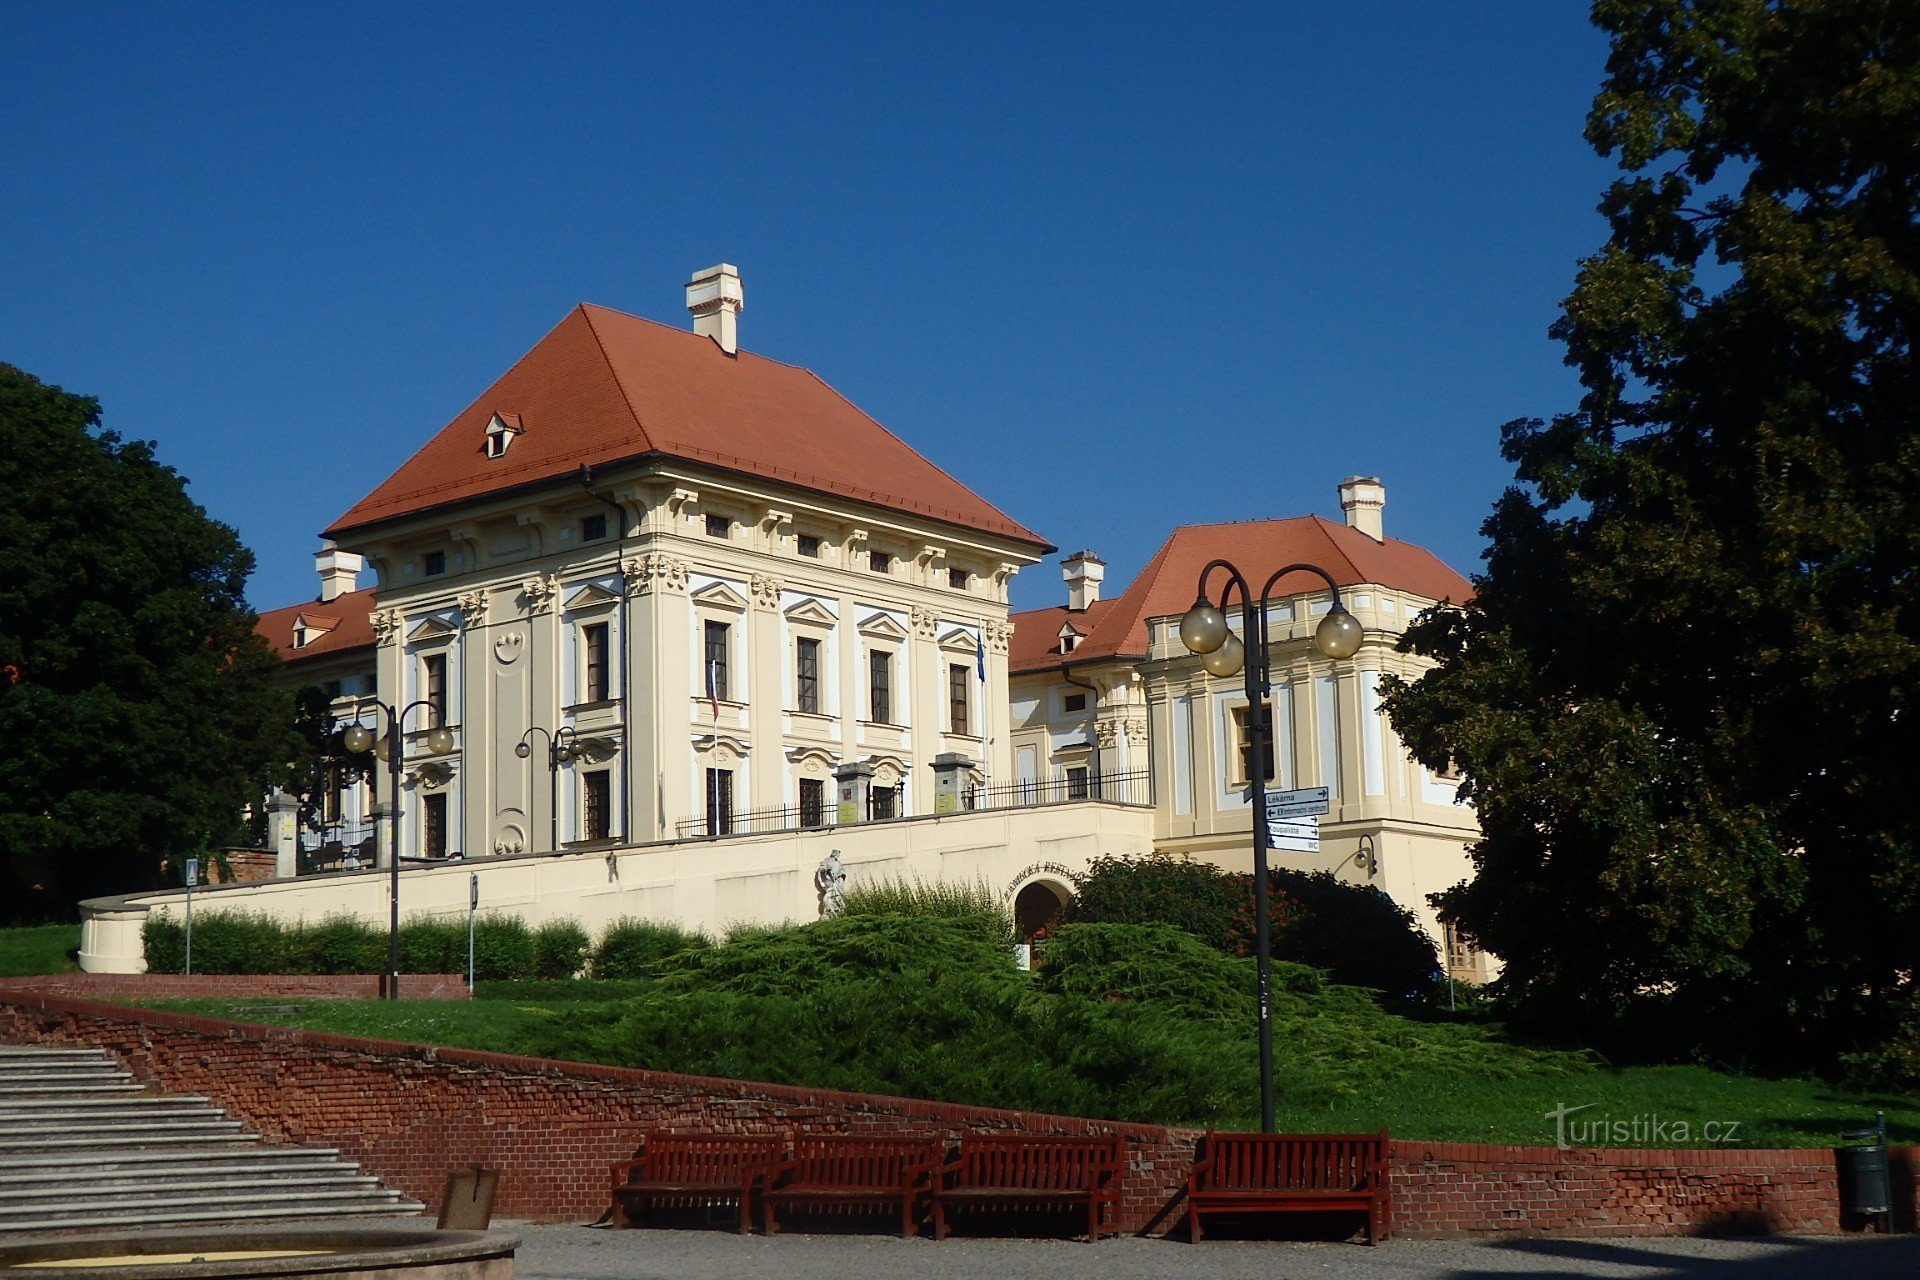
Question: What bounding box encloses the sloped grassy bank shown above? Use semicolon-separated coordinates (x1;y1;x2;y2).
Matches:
142;915;1919;1146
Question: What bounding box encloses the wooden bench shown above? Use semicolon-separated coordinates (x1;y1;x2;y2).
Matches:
609;1132;788;1234
761;1134;946;1237
1186;1130;1390;1244
928;1134;1124;1241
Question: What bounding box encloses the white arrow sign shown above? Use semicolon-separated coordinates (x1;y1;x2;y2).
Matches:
1264;786;1331;820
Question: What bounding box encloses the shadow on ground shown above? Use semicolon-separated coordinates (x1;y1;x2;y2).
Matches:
1445;1233;1920;1279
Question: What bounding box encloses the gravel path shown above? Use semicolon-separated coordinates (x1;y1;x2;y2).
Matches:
496;1221;1920;1280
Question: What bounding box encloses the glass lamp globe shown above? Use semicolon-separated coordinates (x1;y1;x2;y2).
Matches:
1179;598;1229;654
372;737;391;762
425;727;455;755
1199;631;1245;678
1314;604;1364;660
555;745;574;764
514;741;532;759
341;725;373;755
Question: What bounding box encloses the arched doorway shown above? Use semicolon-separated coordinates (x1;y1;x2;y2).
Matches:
1013;879;1071;944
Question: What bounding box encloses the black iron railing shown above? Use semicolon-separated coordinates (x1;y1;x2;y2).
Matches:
671;770;1149;838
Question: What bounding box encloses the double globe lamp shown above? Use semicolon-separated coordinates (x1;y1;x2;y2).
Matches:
1178;593;1363;668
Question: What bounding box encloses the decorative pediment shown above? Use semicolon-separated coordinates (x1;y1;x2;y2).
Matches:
783;597;838;627
938;626;981;655
866;754;907;785
785;744;840;771
406;615;458;643
857;610;910;641
692;731;752;760
690;579;749;611
564;581;621;611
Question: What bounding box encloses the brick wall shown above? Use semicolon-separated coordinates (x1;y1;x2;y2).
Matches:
0;990;1898;1237
0;974;469;1001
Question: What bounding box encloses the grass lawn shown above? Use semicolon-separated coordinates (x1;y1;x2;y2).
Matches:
145;982;1920;1151
0;924;80;977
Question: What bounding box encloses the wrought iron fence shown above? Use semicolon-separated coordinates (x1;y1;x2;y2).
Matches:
672;771;1148;839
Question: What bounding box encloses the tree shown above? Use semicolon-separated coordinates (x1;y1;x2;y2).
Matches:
0;365;300;922
1383;2;1920;1075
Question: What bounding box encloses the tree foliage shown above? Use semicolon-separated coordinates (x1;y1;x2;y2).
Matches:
0;365;299;921
1383;2;1920;1072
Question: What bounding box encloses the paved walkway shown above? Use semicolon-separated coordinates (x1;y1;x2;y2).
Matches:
497;1222;1920;1279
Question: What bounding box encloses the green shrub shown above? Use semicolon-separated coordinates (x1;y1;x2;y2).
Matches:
300;915;384;974
142;913;186;973
471;915;536;981
1070;854;1440;998
399;917;468;974
532;920;591;979
139;910;292;974
841;875;1012;939
591;918;711;978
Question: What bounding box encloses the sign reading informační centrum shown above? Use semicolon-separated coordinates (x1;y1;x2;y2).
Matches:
1263;787;1329;853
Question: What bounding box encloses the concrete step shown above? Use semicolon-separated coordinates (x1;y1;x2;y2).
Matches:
0;1080;145;1096
0;1097;214;1113
0;1114;236;1137
0;1063;132;1079
0;1103;221;1126
0;1046;111;1061
0;1127;255;1151
0;1144;337;1172
0;1195;425;1234
0;1159;363;1188
0;1170;384;1200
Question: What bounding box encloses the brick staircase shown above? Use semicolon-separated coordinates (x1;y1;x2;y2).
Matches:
0;1045;422;1233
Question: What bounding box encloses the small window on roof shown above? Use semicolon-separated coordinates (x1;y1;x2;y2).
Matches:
423;551;446;577
581;513;607;542
796;534;821;559
948;567;969;590
706;514;730;540
484;412;522;459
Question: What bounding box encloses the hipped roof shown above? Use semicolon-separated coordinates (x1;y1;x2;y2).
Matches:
327;304;1048;549
1009;516;1473;674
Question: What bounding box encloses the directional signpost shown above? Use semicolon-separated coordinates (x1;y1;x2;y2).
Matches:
1263;787;1329;853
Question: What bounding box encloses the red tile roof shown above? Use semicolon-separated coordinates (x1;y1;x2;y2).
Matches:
326;304;1048;549
1009;517;1473;674
256;587;377;664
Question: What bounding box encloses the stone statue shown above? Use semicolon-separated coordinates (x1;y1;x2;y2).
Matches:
815;849;848;918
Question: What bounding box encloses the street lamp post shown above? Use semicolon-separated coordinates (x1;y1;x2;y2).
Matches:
1178;560;1363;1133
342;701;454;1001
516;726;581;853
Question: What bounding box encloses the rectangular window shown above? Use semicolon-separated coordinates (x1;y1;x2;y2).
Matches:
705;768;734;836
580;513;607;542
583;622;610;702
796;637;821;714
422;654;447;726
322;679;343;700
705;514;729;539
799;778;826;829
870;784;897;820
869;550;891;574
423;793;447;859
322;762;344;825
583;770;611;841
423;551;446;577
869;649;892;724
704;621;730;702
1066;766;1090;801
949;663;970;736
948;567;968;590
1062;692;1087;713
1232;703;1277;785
796;534;821;558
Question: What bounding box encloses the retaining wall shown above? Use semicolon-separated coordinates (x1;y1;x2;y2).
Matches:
0;989;1904;1237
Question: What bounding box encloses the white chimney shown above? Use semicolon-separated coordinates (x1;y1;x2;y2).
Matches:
1337;476;1387;542
1062;550;1106;611
686;263;745;354
315;542;364;603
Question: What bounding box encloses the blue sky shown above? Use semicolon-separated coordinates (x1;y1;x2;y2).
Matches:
2;4;1615;614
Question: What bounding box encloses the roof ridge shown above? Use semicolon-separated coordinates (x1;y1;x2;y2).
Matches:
578;304;658;456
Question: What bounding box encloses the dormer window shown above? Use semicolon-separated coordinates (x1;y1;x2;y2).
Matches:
291;624;310;650
1057;623;1080;655
484;412;523;459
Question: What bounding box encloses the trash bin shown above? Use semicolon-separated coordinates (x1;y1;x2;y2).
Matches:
1838;1112;1892;1218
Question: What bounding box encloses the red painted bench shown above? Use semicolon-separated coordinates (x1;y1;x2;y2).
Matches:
761;1134;946;1237
928;1134;1125;1241
1186;1130;1390;1244
610;1132;788;1234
